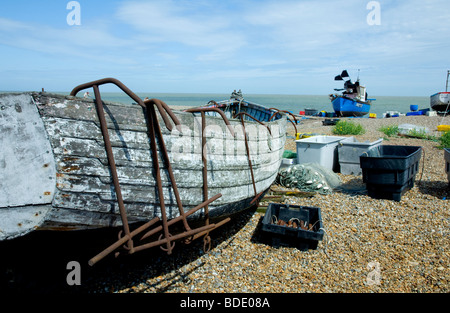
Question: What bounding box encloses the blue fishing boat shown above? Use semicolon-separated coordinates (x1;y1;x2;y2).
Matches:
329;70;374;117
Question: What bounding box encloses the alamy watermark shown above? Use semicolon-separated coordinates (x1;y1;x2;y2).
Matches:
67;1;81;26
367;1;381;26
66;261;81;285
366;261;381;286
66;2;380;27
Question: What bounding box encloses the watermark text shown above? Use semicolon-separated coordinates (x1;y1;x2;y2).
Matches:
367;1;381;26
67;1;81;26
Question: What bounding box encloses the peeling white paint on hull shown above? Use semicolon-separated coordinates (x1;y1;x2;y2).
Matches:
0;92;287;240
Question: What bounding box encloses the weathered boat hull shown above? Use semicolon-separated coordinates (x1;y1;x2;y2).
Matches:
0;92;287;240
430;92;450;113
331;95;371;117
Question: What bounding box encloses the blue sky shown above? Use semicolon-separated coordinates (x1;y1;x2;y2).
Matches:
0;0;449;96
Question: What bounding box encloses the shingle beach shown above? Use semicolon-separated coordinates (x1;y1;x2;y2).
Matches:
116;114;449;293
1;114;449;294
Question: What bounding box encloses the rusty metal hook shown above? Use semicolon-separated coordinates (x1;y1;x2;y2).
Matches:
268;108;298;134
144;98;182;132
203;235;211;253
159;233;175;252
185;107;235;137
234;112;272;136
70;77;146;108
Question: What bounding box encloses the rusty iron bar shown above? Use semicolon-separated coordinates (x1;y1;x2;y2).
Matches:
268;108;297;134
70;78;232;265
71;77;146;108
71;78;188;253
145;103;174;254
132;223;216;253
187;108;268;206
92;85;133;253
174;107;234;251
88;216;161;266
201;112;210;229
185;107;235;137
201;112;208;210
147;103;192;233
140;193;222;241
70;78;181;132
238;114;257;198
144;98;182;132
233;111;272;136
268;107;298;123
191;217;231;241
233;113;270;205
185;106;267;252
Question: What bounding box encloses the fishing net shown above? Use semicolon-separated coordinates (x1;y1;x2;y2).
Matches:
277;163;342;195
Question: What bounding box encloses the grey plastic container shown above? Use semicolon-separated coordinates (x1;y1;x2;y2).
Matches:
338;137;383;175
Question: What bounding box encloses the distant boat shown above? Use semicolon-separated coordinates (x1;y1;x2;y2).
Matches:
430;70;450;114
329;70;374;117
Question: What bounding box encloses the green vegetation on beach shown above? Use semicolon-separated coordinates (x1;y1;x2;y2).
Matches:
378;125;399;137
439;131;450;148
332;120;365;135
378;123;450;148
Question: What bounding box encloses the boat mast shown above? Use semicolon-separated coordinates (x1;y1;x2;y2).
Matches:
446;70;449;92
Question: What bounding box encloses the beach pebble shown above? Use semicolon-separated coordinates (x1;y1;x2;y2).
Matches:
112;115;449;293
3;115;447;294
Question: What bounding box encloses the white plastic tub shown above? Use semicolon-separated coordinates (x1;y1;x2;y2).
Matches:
280;158;296;169
338;137;383;175
296;136;346;172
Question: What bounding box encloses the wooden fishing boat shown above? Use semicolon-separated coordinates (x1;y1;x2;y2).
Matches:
430;70;450;114
431;92;450;113
0;78;287;264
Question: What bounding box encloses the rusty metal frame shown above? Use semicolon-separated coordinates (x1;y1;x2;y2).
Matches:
184;107;235;251
268;108;298;134
190;107;275;206
70;78;229;265
186;102;281;207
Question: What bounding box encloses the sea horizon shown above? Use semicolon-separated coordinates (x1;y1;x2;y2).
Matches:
1;90;431;118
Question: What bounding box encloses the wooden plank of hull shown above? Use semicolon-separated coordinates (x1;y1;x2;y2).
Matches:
1;92;287;235
39;190;268;231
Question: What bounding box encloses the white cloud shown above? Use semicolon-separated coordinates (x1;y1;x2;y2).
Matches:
115;0;247;61
244;1;363;52
0;17;134;64
0;0;449;94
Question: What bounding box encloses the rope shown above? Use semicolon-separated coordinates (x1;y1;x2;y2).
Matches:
439;99;450;124
417;147;426;185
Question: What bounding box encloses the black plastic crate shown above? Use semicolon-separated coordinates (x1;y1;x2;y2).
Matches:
360;145;422;186
366;177;416;201
359;145;422;201
261;203;324;250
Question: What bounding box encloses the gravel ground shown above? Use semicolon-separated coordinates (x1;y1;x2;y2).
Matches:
1;114;449;294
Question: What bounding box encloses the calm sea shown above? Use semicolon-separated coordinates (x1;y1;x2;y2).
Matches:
96;92;430;118
2;90;429;118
